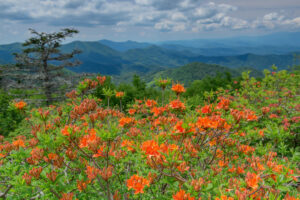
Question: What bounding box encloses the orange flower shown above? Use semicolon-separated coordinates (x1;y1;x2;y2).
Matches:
191;178;205;192
245;172;260;189
15;101;27;110
29;167;43;179
66;148;77;160
216;98;230;110
236;166;245;175
173;189;195;200
284;193;299;200
60;193;74;200
13;139;25;148
86;165;99;181
46;171;58;182
22;173;32;185
215;195;234;200
169;99;186;110
99;165;114;181
96;75;106;85
79;129;100;151
48;153;58;161
30;147;44;160
127;174;150;194
172;83;186;96
141;140;160;156
93;146;105;158
61;125;70;136
77;180;88;192
128;109;136;115
177;161;190;173
116;91;125;98
201;105;212;114
119;117;135;127
121;140;135;152
145;99;157;108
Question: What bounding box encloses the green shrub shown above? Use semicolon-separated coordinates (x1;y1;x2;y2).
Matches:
0;90;25;136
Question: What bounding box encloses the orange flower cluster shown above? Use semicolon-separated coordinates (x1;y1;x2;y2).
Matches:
119;117;135;127
77;180;88;192
245;172;260;189
196;115;230;131
173;189;195;200
216;98;230;110
172;83;186;96
1;73;299;199
215;195;234;200
141;140;182;168
121;139;135;152
86;165;100;181
145;99;157;108
12;138;25;149
99;165;114;181
200;104;212;114
169;99;186;111
22;173;32;185
127;174;150;194
96;75;106;85
14;101;27;110
70;99;97;119
46;171;58;182
60;193;74;200
115;91;125;98
79;129;100;151
61;124;80;136
141;140;160;157
29;167;43;179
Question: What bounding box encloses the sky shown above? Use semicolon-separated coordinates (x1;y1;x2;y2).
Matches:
0;0;300;44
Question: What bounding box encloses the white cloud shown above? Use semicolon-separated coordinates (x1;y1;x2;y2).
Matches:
0;0;299;39
253;12;300;29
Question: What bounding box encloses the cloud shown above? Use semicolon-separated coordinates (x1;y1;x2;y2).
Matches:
189;2;248;32
253;12;300;29
0;0;299;35
63;0;86;9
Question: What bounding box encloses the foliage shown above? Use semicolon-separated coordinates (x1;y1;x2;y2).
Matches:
94;75;160;110
0;90;25;137
0;69;299;200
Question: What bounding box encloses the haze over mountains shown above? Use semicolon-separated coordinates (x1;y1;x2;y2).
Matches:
0;31;299;83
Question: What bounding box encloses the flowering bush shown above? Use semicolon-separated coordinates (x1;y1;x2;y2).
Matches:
0;91;26;136
0;70;299;200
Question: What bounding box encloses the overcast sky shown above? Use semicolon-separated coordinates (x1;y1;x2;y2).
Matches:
0;0;300;44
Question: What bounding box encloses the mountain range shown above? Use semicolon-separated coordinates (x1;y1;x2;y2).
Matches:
0;31;299;83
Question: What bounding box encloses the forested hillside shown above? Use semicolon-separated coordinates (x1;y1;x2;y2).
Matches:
143;62;264;86
0;41;299;78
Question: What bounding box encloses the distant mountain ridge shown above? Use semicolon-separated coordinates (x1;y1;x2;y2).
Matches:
157;32;300;48
99;40;152;52
98;31;300;56
1;32;300;77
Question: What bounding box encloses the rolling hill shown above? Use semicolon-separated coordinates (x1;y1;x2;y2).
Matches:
142;62;263;86
0;40;299;78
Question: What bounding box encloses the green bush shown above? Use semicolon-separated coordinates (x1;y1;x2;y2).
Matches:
0;90;25;136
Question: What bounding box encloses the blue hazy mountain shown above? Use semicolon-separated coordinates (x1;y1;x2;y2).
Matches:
99;32;300;56
158;32;300;48
1;31;300;76
99;39;152;52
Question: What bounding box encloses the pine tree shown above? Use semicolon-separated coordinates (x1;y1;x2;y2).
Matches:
13;28;81;105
